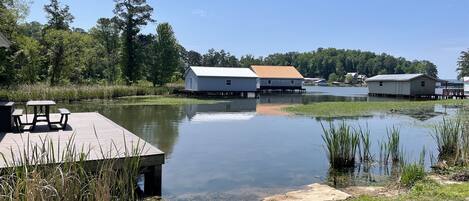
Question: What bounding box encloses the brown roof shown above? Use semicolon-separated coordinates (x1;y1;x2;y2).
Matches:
250;65;304;79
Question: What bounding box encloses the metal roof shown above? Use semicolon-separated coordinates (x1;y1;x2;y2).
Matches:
366;74;437;82
0;32;11;48
189;66;258;78
250;65;304;79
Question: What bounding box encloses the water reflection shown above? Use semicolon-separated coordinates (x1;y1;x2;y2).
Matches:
54;87;464;201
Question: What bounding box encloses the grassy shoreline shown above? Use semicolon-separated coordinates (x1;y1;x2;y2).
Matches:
0;84;181;102
284;99;468;118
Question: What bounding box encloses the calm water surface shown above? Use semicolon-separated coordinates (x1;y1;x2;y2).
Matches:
62;86;462;200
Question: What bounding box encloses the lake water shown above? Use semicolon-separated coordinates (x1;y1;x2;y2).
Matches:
61;86;463;201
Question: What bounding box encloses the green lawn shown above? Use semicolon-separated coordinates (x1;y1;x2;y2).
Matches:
116;96;219;105
353;180;469;201
284;99;467;118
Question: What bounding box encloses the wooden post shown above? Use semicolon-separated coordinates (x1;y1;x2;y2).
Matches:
144;165;162;196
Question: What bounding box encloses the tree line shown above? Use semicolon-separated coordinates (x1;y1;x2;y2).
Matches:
1;0;452;88
186;48;439;81
0;0;181;86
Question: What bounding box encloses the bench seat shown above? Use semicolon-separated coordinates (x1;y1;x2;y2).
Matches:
12;109;23;117
58;108;71;115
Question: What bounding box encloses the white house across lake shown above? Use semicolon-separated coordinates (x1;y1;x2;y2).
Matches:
184;66;259;92
366;74;438;97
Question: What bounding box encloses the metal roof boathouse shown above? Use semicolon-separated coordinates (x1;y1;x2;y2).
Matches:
366;74;438;98
184;66;259;97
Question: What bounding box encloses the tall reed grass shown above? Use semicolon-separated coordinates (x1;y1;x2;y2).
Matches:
0;132;146;200
0;84;179;102
379;127;401;165
432;117;466;165
357;125;372;162
321;121;360;169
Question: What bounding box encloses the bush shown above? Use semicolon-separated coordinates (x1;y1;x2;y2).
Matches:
400;163;425;187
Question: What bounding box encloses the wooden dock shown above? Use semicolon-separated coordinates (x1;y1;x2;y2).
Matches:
0;112;165;196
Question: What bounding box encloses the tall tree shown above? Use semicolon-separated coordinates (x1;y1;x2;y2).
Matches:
90;18;121;83
113;0;154;84
150;23;179;86
185;50;202;66
44;0;74;30
202;49;239;67
0;0;30;85
457;50;469;79
43;0;74;85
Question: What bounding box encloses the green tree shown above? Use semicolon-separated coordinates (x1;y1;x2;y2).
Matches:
457;50;469;79
202;49;239;67
44;0;74;30
113;0;154;84
240;54;263;67
185;50;202;66
43;0;74;85
0;0;30;85
89;18;121;83
328;73;339;82
150;23;179;86
14;35;45;83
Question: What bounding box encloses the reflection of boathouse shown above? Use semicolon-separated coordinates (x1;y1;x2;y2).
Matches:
185;99;257;122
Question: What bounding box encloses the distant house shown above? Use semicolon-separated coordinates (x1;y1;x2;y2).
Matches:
250;65;304;90
0;32;11;48
184;66;258;92
465;77;469;96
366;74;438;97
345;72;358;84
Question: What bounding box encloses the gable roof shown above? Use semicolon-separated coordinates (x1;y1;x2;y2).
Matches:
0;32;11;48
188;66;258;78
250;65;304;79
366;74;438;82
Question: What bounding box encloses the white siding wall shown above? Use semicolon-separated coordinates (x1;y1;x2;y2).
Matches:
368;77;436;96
184;70;199;91
368;81;411;95
409;77;436;95
197;77;258;91
259;78;303;87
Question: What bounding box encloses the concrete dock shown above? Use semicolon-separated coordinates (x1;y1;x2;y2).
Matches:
0;112;165;196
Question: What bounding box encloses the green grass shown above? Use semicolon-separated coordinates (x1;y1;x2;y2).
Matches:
284;99;467;117
352;180;469;201
0;132;145;200
116;96;219;105
0;84;180;102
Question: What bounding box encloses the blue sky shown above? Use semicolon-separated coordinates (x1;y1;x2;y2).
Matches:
26;0;469;78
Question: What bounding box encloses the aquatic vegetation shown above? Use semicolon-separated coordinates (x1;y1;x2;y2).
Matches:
399;148;426;188
379;127;401;165
321;121;360;169
0;84;178;102
284;99;467;117
0;132;145;200
357;125;372;162
432;118;464;164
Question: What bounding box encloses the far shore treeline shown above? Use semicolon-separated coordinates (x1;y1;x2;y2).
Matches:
1;0;468;88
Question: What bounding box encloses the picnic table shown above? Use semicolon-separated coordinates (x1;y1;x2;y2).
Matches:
26;100;56;131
